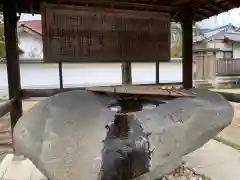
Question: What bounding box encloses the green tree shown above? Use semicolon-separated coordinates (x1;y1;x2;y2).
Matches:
171;23;182;58
0;14;5;58
170;23;207;58
0;14;20;59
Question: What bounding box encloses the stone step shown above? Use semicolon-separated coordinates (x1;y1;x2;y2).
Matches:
0;128;11;134
0;145;13;155
0;119;10;131
0;130;12;146
0;139;12;145
0;131;11;138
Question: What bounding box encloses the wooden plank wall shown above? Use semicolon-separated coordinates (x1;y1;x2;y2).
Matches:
193;52;216;81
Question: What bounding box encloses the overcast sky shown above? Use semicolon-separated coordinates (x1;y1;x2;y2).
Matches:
19;7;240;29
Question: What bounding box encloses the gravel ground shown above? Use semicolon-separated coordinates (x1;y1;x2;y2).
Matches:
159;164;210;180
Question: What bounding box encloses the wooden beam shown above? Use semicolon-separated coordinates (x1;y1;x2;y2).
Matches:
194;13;207;22
197;7;213;17
122;62;132;84
231;0;240;7
0;98;16;118
87;86;193;97
21;87;192;102
58;62;63;89
3;2;22;128
21;87;86;98
180;0;232;21
151;0;159;4
170;0;191;5
64;0;178;11
21;83;183;98
207;5;227;14
21;87;240;103
181;13;193;89
193;0;229;14
156;0;190;6
156;62;160;84
16;0;181;14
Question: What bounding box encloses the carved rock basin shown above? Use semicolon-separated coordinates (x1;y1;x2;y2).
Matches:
13;88;234;180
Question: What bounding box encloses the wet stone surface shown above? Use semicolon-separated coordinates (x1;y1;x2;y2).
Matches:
13;88;233;180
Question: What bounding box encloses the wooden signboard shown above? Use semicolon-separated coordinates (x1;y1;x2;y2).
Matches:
41;3;170;62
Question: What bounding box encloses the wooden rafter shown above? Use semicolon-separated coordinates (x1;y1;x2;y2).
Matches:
169;0;191;5
183;0;231;20
151;0;236;21
196;8;213;17
209;0;231;11
230;0;240;6
153;0;191;5
18;0;183;13
1;0;239;21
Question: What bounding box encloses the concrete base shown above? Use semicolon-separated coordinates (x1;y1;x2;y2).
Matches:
213;76;240;89
193;80;213;88
184;140;240;180
0;154;47;180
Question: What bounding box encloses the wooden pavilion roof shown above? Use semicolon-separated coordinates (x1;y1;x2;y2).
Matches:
1;0;240;21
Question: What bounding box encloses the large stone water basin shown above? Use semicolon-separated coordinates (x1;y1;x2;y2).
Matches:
13;88;234;180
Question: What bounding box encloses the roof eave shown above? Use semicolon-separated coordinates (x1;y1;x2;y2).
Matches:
0;0;239;22
20;25;42;37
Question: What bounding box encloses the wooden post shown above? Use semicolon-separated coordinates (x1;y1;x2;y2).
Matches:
3;2;22;129
213;52;217;81
156;62;160;84
122;62;132;84
181;15;193;89
58;62;63;89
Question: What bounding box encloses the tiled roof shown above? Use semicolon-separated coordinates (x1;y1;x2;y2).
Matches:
193;34;206;43
193;24;238;43
20;20;42;34
235;27;240;32
204;24;236;39
223;32;240;42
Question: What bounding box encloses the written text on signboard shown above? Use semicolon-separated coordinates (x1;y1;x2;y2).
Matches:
42;4;170;62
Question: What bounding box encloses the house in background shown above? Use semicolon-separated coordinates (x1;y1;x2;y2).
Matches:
192;24;240;83
18;20;43;60
193;24;240;59
14;21;240;62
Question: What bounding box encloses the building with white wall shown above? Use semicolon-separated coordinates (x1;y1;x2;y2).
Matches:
194;24;240;59
18;20;43;60
15;21;240;62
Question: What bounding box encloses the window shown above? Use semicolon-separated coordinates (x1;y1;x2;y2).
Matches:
224;51;233;59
